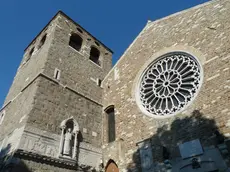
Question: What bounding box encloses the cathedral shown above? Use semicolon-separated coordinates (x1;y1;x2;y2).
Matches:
0;0;230;171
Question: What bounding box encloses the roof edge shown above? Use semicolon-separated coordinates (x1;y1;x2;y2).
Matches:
24;10;113;53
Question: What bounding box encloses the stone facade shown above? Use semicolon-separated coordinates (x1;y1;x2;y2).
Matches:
1;0;230;171
102;0;230;171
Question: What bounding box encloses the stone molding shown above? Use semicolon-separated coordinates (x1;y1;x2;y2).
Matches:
0;72;103;113
15;149;77;169
19;126;102;169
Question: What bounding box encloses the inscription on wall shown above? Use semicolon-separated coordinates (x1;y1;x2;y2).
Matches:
179;139;203;159
23;139;58;157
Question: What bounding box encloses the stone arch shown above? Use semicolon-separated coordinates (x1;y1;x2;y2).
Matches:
37;34;47;50
104;105;114;112
104;105;116;143
89;46;100;65
69;33;83;52
60;116;79;133
58;117;79;159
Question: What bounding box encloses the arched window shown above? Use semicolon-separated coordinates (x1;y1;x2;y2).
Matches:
105;106;115;143
29;47;34;56
90;47;100;66
69;33;83;52
38;34;47;50
25;47;34;62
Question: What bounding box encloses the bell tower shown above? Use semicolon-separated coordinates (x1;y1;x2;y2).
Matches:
0;11;112;171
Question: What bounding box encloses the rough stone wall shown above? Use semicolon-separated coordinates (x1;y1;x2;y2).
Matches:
24;12;112;147
26;76;103;147
10;158;78;172
102;0;230;170
1;11;113;171
17;126;102;168
3;22;55;104
0;80;38;143
42;13;112;103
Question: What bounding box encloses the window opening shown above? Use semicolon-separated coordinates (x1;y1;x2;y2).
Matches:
54;68;61;80
77;28;83;33
29;47;34;57
90;47;100;66
26;47;34;62
38;34;47;50
95;41;100;46
97;79;102;87
105;106;115;143
69;33;83;51
0;111;5;125
138;52;202;117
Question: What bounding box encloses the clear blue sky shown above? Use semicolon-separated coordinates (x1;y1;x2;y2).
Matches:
0;0;209;107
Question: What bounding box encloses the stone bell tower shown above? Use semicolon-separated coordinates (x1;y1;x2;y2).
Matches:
0;11;112;172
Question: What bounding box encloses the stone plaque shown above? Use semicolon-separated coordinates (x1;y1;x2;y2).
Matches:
137;141;154;172
179;139;203;159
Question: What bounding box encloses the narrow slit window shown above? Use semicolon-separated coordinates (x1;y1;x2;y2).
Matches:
54;68;61;80
105;106;115;143
97;79;102;87
69;33;83;51
90;47;100;66
0;111;5;125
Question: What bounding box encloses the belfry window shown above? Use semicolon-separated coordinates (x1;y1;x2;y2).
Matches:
38;34;47;50
105;106;115;143
69;33;83;52
25;47;34;62
90;47;100;66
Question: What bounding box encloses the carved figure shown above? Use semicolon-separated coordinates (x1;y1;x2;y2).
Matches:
63;128;72;156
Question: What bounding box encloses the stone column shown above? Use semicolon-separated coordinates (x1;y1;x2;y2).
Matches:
72;131;79;159
58;127;65;157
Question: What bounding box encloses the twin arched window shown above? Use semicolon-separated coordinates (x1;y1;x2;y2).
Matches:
69;33;101;66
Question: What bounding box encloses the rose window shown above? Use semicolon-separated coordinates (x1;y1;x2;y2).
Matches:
138;52;202;117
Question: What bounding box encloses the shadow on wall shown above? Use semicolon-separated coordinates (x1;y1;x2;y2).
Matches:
126;110;230;172
0;144;31;172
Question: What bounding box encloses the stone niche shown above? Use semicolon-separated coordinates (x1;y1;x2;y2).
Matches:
59;117;79;160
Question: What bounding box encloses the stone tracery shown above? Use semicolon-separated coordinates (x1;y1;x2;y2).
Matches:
139;52;202;117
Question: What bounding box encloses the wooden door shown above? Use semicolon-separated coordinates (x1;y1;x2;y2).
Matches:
106;162;119;172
